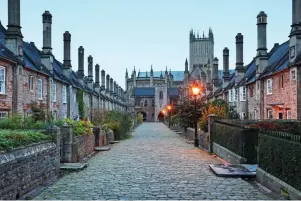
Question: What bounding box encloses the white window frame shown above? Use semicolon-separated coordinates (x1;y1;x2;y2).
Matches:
287;110;291;119
0;111;8;119
240;112;246;120
29;75;34;91
62;86;67;104
240;86;246;101
0;67;6;94
291;70;296;80
74;93;76;103
37;79;43;100
267;109;273;119
52;84;57;102
267;79;273;95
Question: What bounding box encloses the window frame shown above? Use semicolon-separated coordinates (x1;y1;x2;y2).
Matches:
159;91;163;100
29;75;34;91
37;79;43;100
287;110;291;119
0;111;8;119
52;84;57;102
267;78;273;95
267;109;273;119
291;70;296;80
62;86;67;104
0;67;6;94
240;86;246;101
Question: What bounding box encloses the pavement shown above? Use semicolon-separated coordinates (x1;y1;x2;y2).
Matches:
35;122;272;200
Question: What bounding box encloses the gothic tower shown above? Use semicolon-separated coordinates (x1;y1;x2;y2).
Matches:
189;28;214;79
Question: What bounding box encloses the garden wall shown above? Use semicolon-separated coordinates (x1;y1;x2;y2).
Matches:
212;120;259;164
257;131;301;199
72;134;95;163
0;142;57;200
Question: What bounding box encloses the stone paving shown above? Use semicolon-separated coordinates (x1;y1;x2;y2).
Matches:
35;123;271;200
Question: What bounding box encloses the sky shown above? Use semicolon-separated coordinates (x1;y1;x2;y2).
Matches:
0;0;291;89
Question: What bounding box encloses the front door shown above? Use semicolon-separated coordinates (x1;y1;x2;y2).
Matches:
279;112;283;119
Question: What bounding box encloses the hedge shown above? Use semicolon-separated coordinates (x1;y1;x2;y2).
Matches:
258;132;301;191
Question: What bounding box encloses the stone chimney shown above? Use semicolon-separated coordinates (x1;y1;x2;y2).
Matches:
95;64;100;88
256;11;268;75
63;31;72;69
289;0;301;64
77;46;85;80
41;11;53;72
110;78;113;94
223;47;230;89
5;0;23;57
113;81;117;95
87;56;93;88
235;33;244;82
212;57;219;90
106;74;110;92
101;70;105;91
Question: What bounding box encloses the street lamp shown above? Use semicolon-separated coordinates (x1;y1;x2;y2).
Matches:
191;81;201;147
167;104;172;128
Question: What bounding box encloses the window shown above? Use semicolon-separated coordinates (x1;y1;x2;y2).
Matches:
29;76;33;91
240;87;246;101
0;111;8;119
144;100;148;107
62;86;67;104
229;89;233;102
291;70;296;80
152;99;155;107
74;93;76;103
267;79;272;94
287;110;291;119
159;91;163;100
37;79;43;99
52;84;56;102
234;89;238;101
267;109;273;119
0;67;5;94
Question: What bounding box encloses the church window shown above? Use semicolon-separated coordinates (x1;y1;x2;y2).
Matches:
144;100;148;107
159;91;163;100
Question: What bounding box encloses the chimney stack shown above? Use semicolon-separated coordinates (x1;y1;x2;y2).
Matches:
213;57;219;89
235;33;244;82
106;74;110;92
95;64;100;87
289;1;301;64
113;81;117;95
223;47;230;89
41;11;53;72
101;70;105;90
5;0;23;56
256;11;268;75
150;65;154;87
42;11;52;54
110;78;113;94
63;31;71;69
77;46;85;79
87;55;93;80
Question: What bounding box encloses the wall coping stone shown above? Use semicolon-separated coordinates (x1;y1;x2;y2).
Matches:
0;142;55;164
257;167;301;200
213;142;247;164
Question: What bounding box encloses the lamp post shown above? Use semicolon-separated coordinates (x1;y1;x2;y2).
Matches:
191;81;201;147
167;104;172;128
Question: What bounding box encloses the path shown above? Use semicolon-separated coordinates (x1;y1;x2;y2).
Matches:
35;123;271;200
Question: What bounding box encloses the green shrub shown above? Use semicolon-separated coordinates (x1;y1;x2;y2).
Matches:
0;130;51;151
63;118;94;136
0;115;47;130
137;113;143;124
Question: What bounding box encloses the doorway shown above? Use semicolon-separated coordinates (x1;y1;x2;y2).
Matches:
279;112;283;119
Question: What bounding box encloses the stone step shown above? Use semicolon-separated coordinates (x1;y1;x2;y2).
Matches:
209;164;256;178
60;163;88;171
176;132;182;134
109;141;120;144
94;146;111;151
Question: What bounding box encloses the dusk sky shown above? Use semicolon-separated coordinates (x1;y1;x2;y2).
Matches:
0;0;291;89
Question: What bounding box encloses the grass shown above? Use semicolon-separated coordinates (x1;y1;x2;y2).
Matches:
0;130;52;152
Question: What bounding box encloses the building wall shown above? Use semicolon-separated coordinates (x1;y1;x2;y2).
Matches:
52;80;68;120
155;86;168;120
0;59;14;116
263;68;297;119
247;82;258;120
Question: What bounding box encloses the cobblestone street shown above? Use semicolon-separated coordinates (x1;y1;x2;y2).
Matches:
35;123;271;200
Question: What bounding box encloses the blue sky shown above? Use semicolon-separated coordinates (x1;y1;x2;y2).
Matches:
0;0;291;89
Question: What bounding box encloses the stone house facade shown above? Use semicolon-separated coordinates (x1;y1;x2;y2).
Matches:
0;0;128;121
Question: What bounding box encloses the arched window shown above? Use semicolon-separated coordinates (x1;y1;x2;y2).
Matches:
159;91;163;100
144;100;148;107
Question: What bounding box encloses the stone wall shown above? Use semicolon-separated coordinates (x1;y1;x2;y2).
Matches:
0;142;57;200
72;134;95;162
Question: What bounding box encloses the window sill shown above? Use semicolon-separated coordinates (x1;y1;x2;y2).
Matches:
38;98;43;101
267;93;272;95
63;102;67;104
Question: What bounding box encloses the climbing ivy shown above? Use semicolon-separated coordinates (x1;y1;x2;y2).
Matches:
76;89;85;120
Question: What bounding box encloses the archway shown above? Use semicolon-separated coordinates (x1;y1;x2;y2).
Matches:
157;112;165;122
138;111;147;121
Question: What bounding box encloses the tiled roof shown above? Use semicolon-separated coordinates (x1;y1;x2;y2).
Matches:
133;87;155;96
